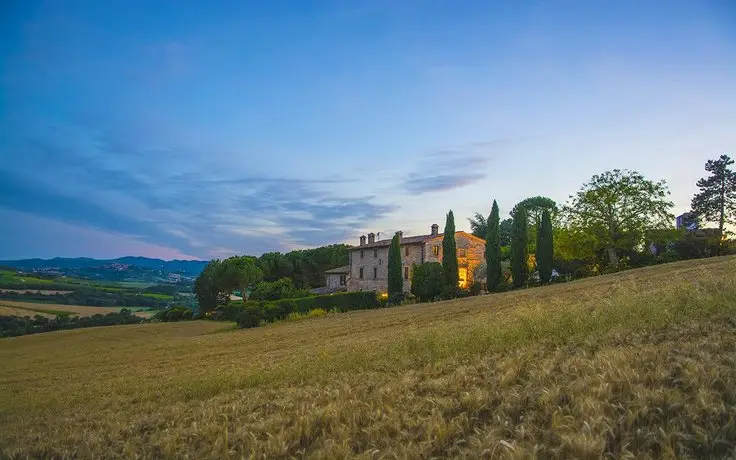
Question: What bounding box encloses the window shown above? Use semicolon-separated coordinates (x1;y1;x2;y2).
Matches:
360;250;364;258
458;248;467;257
404;246;409;256
432;245;440;256
339;275;346;285
458;267;468;288
359;267;364;279
404;266;409;280
373;267;377;279
373;248;378;257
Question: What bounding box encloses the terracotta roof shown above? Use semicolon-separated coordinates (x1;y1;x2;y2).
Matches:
350;231;483;250
324;265;350;274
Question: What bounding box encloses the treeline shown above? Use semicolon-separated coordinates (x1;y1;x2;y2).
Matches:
193;246;349;312
0;289;172;308
0;309;145;338
209;291;381;328
256;245;350;287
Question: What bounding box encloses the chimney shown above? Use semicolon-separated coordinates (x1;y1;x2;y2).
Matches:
431;224;439;236
359;235;367;246
396;231;403;241
367;232;375;244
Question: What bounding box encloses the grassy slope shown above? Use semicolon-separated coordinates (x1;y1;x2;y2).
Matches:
0;257;734;459
0;301;154;318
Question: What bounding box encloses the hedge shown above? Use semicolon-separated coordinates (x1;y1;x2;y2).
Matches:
213;291;382;327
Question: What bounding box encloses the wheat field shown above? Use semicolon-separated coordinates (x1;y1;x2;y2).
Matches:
0;300;153;318
0;257;734;459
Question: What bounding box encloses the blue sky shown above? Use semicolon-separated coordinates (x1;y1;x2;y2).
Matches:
1;0;735;260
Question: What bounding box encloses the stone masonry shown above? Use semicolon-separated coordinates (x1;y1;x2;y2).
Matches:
345;226;485;293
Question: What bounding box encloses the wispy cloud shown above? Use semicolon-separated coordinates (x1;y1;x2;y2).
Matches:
0;117;398;258
400;140;503;194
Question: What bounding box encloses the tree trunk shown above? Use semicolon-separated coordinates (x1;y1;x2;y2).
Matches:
607;246;619;268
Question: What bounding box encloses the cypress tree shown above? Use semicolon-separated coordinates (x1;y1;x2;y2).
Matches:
485;200;502;291
442;210;458;295
387;232;403;299
511;206;528;289
536;209;554;283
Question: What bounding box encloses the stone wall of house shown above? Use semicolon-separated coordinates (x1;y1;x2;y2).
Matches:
346;242;424;292
325;273;344;289
423;233;485;287
346;232;485;292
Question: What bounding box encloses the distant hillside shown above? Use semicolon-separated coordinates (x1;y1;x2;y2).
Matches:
0;257;208;277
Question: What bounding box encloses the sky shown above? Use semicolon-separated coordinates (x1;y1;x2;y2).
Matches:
1;0;735;260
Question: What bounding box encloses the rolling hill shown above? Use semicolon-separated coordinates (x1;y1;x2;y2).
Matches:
0;256;734;458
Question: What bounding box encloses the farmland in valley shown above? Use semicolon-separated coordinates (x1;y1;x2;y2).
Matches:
0;301;154;318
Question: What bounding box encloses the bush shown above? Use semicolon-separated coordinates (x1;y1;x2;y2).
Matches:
153;306;193;322
469;281;482;296
237;305;263;329
411;262;444;302
250;278;311;301
216;291;381;328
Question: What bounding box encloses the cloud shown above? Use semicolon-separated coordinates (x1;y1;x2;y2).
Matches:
404;173;487;194
0;118;398;258
400;140;502;194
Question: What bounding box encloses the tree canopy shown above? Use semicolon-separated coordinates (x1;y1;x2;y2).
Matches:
563;169;673;267
691;154;736;250
511;196;558;224
536;209;554;283
387;232;403;299
485;200;502;291
511;206;529;288
442;211;458;295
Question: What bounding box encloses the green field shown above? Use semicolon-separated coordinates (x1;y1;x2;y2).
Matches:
1;257;734;459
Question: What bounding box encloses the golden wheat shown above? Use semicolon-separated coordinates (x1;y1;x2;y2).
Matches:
0;257;734;459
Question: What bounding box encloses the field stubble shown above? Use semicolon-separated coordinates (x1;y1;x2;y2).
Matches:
0;257;735;459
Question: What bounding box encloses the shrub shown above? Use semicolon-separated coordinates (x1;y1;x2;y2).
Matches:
285;308;327;322
237;305;263;329
250;278;311;301
411;262;444;302
469;281;482;296
153;306;193;322
222;291;381;329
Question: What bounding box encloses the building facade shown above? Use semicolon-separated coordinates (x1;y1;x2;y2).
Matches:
345;225;485;293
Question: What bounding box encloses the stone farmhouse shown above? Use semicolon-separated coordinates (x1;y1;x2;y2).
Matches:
325;224;485;293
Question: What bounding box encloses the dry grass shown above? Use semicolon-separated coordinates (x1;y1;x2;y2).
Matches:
0;305;56;318
0;257;735;459
0;300;153;318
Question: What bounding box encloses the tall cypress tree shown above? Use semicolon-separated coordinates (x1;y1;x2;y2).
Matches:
536;209;554;283
511;206;528;289
387;232;403;298
485;200;502;291
442;210;458;295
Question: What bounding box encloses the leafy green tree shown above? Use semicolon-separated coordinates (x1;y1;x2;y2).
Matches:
387;232;403;298
485;200;502;291
410;262;444;302
193;259;229;313
468;212;488;239
511;196;558;225
563;169;674;268
220;256;263;301
536;209;554;283
691;154;736;252
511;206;529;288
442;210;458;295
469;213;513;247
250;277;310;301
